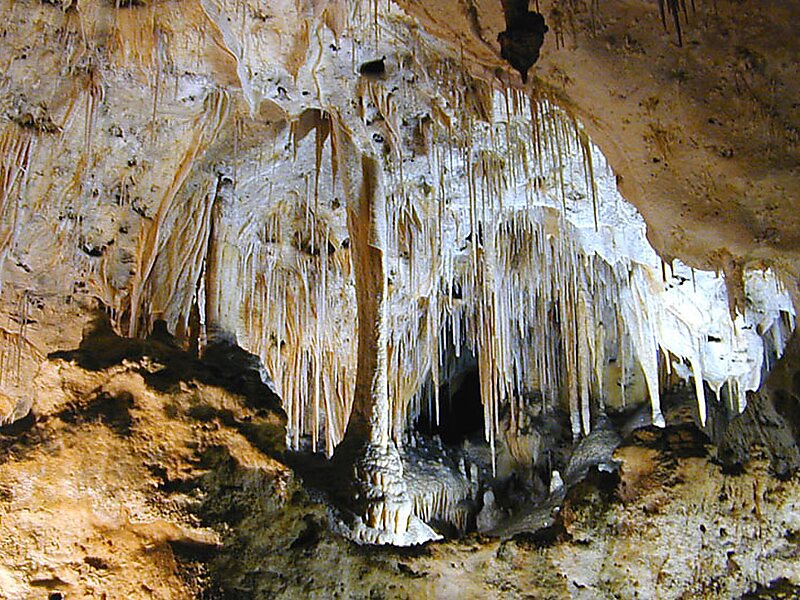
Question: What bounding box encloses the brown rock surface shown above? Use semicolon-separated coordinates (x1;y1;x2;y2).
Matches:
0;326;798;598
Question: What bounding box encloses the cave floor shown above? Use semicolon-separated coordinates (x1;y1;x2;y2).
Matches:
0;342;798;600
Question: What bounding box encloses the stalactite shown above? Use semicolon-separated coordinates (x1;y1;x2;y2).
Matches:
134;177;216;334
82;66;103;163
0;128;33;299
0;290;41;395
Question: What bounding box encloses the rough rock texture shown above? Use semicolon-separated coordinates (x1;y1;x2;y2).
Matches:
1;332;799;598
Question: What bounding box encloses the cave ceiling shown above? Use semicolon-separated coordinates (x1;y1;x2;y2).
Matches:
0;0;798;438
395;0;800;279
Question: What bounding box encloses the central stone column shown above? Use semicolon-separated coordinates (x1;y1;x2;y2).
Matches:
331;120;438;545
343;151;390;446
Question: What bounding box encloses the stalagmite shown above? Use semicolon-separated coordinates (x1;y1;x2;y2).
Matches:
330;116;439;545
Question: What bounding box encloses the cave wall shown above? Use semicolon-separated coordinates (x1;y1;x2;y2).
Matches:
0;0;797;452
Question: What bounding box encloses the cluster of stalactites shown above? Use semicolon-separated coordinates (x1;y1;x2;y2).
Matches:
242;73;794;468
375;89;647;464
65;0;788;464
241;192;357;456
405;450;479;532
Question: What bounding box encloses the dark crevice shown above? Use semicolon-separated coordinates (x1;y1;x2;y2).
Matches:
416;367;484;445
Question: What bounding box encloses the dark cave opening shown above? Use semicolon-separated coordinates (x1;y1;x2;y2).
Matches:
417;367;485;446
